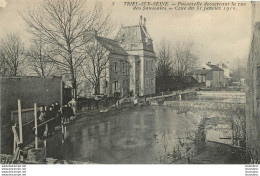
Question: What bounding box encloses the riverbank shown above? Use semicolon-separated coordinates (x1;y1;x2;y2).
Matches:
174;141;246;164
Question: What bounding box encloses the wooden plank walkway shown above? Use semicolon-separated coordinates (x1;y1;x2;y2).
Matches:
147;90;196;101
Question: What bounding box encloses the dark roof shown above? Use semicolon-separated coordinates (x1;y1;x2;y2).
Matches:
117;25;147;43
194;69;211;75
96;36;128;56
207;64;224;71
116;25;154;52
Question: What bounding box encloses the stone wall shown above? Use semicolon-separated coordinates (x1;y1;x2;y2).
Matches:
246;22;260;163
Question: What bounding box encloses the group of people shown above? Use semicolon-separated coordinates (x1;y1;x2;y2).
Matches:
36;100;75;139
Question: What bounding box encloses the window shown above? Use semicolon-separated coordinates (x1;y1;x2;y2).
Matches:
150;78;154;87
114;62;118;72
114;81;118;91
145;60;153;72
147;60;151;72
145;60;148;72
122;62;125;74
145;78;150;88
126;63;128;75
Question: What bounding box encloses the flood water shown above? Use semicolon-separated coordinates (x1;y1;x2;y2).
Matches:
46;106;197;164
45;91;246;164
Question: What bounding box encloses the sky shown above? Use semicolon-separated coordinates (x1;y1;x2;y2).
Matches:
0;0;252;68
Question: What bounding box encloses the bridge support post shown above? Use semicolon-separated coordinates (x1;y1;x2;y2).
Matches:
34;103;38;149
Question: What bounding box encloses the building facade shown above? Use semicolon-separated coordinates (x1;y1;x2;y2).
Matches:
193;63;224;88
246;2;260;163
206;63;224;87
217;62;231;87
83;16;156;97
116;17;156;96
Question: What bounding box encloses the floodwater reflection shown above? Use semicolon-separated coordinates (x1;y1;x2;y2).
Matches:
47;106;198;164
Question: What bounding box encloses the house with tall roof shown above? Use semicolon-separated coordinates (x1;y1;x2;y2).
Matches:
116;16;156;96
193;62;224;88
82;16;156;97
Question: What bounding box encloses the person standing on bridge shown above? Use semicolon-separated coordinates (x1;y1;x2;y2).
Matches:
62;104;70;123
45;105;56;136
54;101;61;126
37;105;46;123
37;105;46;139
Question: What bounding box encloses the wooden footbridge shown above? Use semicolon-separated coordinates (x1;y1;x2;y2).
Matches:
147;89;197;103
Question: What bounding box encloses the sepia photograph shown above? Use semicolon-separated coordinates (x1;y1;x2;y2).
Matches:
0;0;259;173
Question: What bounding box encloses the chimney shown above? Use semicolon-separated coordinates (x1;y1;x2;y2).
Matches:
83;28;97;42
139;15;143;26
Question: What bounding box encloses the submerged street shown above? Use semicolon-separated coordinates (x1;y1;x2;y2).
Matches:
46;106;198;164
40;91;246;164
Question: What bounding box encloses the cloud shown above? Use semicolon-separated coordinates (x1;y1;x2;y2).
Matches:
0;0;8;8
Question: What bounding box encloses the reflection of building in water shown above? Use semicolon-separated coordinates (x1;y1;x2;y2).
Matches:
246;1;260;163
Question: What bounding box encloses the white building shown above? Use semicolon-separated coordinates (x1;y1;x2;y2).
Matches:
217;62;231;87
81;16;156;97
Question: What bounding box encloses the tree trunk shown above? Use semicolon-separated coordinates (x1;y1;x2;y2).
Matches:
95;81;100;95
69;53;77;100
72;78;77;99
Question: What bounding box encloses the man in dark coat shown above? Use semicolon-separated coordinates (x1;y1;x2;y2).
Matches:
62;105;70;123
54;101;61;125
45;105;56;136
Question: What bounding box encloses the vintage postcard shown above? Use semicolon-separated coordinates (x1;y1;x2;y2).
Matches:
0;0;259;174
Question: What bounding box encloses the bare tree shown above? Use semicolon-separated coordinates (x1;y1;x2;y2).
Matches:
26;36;55;77
156;40;199;78
222;103;246;147
230;57;247;82
173;41;199;77
79;4;114;96
81;39;110;95
0;33;25;76
0;49;9;76
156;39;174;77
22;0;107;98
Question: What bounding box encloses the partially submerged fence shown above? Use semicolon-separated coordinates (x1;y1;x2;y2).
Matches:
11;100;63;163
